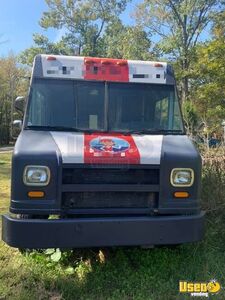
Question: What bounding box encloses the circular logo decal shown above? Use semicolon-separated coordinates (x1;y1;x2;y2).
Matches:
90;136;130;153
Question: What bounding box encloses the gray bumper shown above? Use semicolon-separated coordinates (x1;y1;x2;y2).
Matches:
2;212;205;249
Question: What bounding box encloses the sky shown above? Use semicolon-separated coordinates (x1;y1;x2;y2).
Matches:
0;0;47;55
0;0;210;57
0;0;138;57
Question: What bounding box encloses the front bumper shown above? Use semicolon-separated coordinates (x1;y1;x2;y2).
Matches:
2;212;205;249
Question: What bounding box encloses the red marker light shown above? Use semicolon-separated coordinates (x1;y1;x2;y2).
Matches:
117;61;127;66
154;63;163;67
47;56;56;61
85;59;94;64
101;60;111;65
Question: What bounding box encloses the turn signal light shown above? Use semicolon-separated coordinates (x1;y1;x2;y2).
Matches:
28;191;45;198
174;191;189;198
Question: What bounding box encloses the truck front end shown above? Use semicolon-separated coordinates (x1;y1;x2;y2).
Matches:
2;55;204;248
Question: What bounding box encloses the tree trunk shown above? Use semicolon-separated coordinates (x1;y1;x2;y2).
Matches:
181;14;189;102
182;75;189;102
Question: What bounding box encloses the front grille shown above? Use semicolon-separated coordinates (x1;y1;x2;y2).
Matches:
62;167;159;185
61;165;160;215
62;192;157;209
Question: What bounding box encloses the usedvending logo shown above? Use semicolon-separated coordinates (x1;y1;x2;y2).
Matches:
179;280;221;297
90;136;130;153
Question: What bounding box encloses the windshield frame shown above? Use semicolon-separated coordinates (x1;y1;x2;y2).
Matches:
24;78;185;135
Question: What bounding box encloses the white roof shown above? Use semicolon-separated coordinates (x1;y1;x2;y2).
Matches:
36;54;173;85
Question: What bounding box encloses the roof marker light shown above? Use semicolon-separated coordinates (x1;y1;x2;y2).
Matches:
154;63;163;67
101;60;111;65
47;56;56;61
85;59;95;64
116;61;127;66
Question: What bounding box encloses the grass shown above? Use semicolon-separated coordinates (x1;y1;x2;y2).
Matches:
0;152;225;299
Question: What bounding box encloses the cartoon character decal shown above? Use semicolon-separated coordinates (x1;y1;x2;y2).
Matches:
90;137;130;153
84;134;140;164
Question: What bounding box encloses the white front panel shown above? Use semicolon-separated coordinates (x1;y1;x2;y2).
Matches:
50;132;84;163
128;60;167;84
132;135;163;164
50;131;163;165
42;55;84;79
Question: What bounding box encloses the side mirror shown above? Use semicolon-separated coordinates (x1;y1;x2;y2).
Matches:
14;96;25;112
12;120;22;139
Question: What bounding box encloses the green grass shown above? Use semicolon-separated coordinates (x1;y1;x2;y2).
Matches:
0;152;225;299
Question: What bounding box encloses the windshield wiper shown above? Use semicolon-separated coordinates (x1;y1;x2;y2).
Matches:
121;129;184;135
25;125;105;133
149;129;184;134
25;126;184;135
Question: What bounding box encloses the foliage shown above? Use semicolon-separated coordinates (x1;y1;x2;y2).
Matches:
135;0;223;101
100;19;153;60
20;0;130;65
20;19;153;65
188;9;225;135
0;55;29;145
182;101;198;137
40;0;128;54
19;33;74;65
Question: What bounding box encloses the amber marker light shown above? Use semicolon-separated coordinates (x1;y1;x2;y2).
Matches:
174;191;189;198
85;59;94;64
101;60;111;65
47;56;56;61
154;63;163;67
28;191;45;198
116;61;127;66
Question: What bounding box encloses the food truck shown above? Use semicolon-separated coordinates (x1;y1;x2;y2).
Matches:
2;55;204;248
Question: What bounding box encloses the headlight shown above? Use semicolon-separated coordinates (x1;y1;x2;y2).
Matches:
23;166;50;186
170;168;194;187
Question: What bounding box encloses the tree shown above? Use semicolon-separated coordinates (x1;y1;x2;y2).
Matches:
20;33;74;65
20;0;130;64
0;55;28;145
40;0;129;55
100;19;153;60
188;9;225;136
135;0;222;102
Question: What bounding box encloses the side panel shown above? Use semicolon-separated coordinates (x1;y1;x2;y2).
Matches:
158;135;202;214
